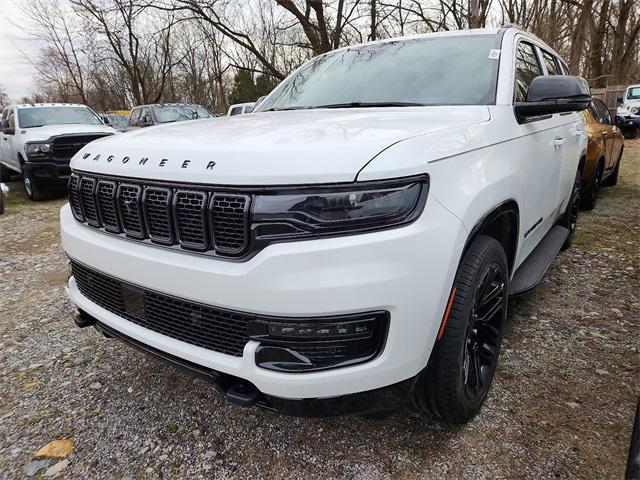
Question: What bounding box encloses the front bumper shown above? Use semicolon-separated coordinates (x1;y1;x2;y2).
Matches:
24;161;71;187
617;116;640;128
61;196;466;400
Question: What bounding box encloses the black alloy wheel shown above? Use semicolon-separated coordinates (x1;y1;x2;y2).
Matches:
561;169;581;250
463;263;505;399
413;235;508;424
581;161;603;210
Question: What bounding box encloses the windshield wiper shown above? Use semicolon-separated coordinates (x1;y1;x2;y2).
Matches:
312;101;427;109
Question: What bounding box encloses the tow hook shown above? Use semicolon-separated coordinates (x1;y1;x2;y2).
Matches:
74;309;96;329
226;382;259;407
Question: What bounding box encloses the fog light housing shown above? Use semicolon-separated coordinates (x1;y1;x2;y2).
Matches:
248;312;389;372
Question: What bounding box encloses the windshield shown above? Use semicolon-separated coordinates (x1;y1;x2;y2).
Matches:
627;87;640;100
18;106;102;128
152;105;212;123
105;115;128;128
257;35;500;111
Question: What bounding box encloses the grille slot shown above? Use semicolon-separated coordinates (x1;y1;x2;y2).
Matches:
96;181;120;232
143;187;173;244
68;173;84;221
174;190;208;250
79;177;100;227
211;194;250;254
68;172;251;258
71;261;252;356
117;184;145;239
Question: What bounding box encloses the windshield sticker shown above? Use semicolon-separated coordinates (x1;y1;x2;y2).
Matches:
489;49;501;59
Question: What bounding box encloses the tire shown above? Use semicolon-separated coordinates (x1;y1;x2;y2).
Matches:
602;149;622;187
560;169;581;251
581;160;603;211
0;163;11;182
22;168;48;201
412;235;508;425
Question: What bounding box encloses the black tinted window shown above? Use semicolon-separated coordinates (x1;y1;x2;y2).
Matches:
593;100;611;124
514;42;542;102
542;51;560;75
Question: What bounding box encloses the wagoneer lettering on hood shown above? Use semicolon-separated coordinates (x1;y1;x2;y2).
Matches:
71;106;490;184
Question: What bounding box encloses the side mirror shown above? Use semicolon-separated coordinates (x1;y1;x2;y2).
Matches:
514;76;591;123
617;96;624;104
1;120;14;135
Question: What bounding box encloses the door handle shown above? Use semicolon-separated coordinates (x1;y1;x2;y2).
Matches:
573;130;584;137
553;137;565;149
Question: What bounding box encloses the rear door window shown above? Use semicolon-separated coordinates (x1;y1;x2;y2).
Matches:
229;107;242;116
541;51;561;75
514;42;543;102
593;99;612;124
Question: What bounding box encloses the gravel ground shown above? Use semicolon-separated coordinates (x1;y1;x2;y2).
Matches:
1;142;638;480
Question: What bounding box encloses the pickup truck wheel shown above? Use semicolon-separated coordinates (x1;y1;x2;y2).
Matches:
22;169;48;201
413;235;508;425
581;160;603;211
0;163;12;182
560;169;581;251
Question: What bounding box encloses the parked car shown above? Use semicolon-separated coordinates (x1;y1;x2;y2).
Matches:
100;113;129;131
227;102;255;116
617;84;640;135
580;99;624;210
0;182;8;214
124;104;213;131
61;26;590;424
0;103;115;200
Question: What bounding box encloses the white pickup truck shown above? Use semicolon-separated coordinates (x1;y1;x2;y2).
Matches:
61;26;590;424
0;103;115;200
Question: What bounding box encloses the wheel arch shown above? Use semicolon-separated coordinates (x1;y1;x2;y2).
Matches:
461;200;520;276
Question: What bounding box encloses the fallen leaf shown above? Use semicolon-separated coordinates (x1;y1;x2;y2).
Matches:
34;439;74;459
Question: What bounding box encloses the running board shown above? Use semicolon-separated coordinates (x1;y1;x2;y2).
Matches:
509;225;569;295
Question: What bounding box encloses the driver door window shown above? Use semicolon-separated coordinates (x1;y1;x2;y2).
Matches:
514;42;543;102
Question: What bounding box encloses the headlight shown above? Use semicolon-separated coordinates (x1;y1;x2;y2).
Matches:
251;176;428;240
631;107;639;115
25;143;52;155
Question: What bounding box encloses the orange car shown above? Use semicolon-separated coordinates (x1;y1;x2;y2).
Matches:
580;99;624;210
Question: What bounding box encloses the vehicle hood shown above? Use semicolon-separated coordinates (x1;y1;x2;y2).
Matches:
71;107;490;185
20;124;116;142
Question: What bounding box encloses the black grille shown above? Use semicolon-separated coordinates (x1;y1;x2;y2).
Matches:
96;181;119;232
71;261;253;356
80;177;99;226
143;188;173;244
69;173;84;221
211;194;250;254
117;184;145;239
174;190;208;250
52;135;110;160
69;172;250;257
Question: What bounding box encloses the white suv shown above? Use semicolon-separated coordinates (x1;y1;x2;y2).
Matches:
0;103;114;200
61;27;590;424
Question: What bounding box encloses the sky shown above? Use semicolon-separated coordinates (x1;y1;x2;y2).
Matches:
0;0;42;101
